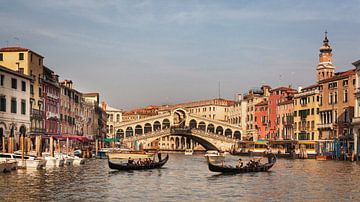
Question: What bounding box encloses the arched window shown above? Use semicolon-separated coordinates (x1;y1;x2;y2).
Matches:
198;122;206;131
216;126;223;135
207;124;215;133
135;125;143;135
189;119;197;129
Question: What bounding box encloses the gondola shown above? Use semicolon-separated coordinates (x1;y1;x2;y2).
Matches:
208;153;277;173
108;154;169;171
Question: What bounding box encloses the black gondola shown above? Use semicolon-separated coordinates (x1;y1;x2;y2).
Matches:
208;153;277;173
108;154;169;171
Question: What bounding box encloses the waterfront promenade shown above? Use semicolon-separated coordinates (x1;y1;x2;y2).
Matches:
1;154;359;201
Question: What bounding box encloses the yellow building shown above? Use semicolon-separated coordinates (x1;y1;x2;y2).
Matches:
293;85;321;140
0;47;45;135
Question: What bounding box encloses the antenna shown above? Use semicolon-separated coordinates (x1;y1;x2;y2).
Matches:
5;40;9;47
13;37;20;46
218;81;221;99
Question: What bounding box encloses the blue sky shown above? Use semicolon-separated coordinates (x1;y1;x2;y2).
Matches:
1;0;360;110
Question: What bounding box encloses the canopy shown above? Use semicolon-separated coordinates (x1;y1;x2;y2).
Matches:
52;135;90;142
103;138;121;143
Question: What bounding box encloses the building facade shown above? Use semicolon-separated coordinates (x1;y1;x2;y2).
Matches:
277;99;294;140
59;80;82;136
352;60;360;159
0;47;45;136
0;65;32;149
293;85;321;140
43;66;60;136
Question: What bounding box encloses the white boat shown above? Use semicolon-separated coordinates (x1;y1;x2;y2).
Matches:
0;153;46;170
72;156;85;165
185;149;193;156
204;150;225;163
45;156;65;167
17;159;46;169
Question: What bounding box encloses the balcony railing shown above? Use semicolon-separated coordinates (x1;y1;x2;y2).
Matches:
31;109;44;119
317;123;334;129
353;117;360;125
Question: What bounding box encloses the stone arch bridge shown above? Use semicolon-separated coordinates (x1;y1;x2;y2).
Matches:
113;108;242;151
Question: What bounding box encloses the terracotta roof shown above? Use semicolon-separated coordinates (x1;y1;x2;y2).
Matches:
0;47;44;58
270;86;296;93
159;98;236;110
0;47;30;52
278;100;293;105
301;84;320;91
319;69;355;84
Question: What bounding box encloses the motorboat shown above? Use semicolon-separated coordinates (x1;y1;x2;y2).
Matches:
72;156;85;165
44;156;65;167
204;150;225;163
0;153;46;170
184;149;193;156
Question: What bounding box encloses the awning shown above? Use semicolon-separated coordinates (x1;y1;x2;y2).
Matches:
51;135;90;142
103;138;121;143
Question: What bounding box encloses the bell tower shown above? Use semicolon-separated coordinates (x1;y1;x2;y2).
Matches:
316;31;335;82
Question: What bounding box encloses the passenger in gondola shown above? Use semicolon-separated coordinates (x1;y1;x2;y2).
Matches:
136;158;141;165
236;158;243;168
128;157;134;165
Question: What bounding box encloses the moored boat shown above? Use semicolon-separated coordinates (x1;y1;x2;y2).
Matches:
208;153;277;173
204;150;225;163
73;156;85;165
184;149;193;156
45;156;65;167
0;153;46;169
108;154;169;171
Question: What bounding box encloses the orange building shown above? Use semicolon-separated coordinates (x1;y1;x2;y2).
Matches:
315;34;356;139
255;100;269;140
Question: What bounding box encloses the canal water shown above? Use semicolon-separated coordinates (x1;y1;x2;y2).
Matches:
1;154;360;201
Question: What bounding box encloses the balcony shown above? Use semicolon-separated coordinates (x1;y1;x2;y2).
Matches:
317;123;334;130
46;111;60;120
353;117;360;125
31;109;44;119
30;128;45;134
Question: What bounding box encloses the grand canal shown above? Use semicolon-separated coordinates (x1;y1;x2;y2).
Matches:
1;154;360;201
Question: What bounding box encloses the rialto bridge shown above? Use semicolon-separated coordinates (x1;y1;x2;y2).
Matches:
113;108;242;151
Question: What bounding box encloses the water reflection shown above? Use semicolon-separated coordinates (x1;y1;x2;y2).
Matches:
0;154;360;201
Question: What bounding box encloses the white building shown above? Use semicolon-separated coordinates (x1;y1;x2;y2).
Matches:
352;60;360;160
104;104;123;137
0;65;32;149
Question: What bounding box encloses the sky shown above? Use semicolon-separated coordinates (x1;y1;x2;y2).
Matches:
1;0;360;110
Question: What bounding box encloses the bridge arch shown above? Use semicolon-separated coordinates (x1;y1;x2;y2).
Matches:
207;124;215;133
198;122;206;131
225;128;232;138
153;121;161;131
144;123;152;134
234;131;241;139
173;108;187;127
162;119;170;129
116;129;124;139
216;126;223;135
126;127;133;137
189;119;197;129
135;125;143;135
